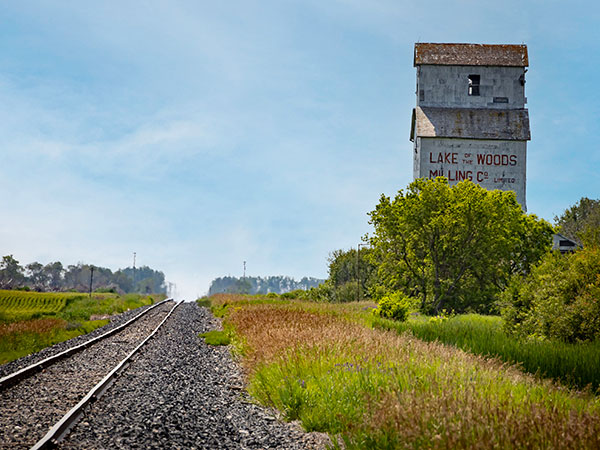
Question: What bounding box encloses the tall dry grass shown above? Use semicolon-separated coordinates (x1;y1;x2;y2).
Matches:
225;302;600;449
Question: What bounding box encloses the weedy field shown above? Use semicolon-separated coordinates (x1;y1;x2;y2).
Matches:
372;313;600;391
204;294;600;449
0;290;163;364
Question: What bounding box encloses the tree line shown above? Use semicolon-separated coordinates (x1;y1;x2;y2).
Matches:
208;275;324;296
0;256;167;295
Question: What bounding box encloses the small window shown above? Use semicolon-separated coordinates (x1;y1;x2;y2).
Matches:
468;74;480;96
493;97;508;103
419;89;424;101
559;240;575;247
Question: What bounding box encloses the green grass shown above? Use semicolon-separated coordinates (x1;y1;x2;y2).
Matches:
195;297;211;308
199;330;231;346
369;313;600;391
0;318;109;364
223;299;600;449
0;290;165;365
0;290;82;322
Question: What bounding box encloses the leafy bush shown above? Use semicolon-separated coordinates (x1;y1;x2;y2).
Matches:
280;289;308;299
501;247;600;343
303;283;336;302
373;292;413;321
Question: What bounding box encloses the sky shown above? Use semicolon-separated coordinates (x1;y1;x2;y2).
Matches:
1;1;598;300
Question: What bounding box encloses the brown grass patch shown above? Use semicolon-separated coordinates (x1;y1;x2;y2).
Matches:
0;318;66;336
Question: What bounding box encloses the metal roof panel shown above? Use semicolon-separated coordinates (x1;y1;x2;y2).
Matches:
413;107;531;140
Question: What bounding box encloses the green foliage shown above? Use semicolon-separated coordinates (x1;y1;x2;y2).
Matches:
555;197;600;247
280;289;308;299
373;292;412;321
0;255;25;290
300;283;336;302
501;247;600;343
331;281;359;303
328;248;377;299
368;178;553;314
199;330;231;346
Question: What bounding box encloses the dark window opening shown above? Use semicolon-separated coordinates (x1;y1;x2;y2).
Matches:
419;89;424;101
493;97;508;103
559;240;575;247
468;74;480;96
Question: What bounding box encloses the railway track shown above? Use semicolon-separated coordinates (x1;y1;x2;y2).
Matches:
0;299;180;450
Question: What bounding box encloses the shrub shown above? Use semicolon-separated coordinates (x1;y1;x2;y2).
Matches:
304;283;336;302
502;247;600;343
373;292;413;321
333;281;360;303
280;289;307;300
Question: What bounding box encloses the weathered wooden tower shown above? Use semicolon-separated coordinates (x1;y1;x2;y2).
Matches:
410;43;530;210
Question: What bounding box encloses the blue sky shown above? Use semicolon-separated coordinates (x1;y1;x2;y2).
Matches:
1;1;598;299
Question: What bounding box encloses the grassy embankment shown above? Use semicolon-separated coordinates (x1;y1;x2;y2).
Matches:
0;290;163;364
371;313;600;391
203;294;600;449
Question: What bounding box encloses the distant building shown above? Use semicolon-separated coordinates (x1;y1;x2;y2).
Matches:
410;43;530;210
552;233;581;254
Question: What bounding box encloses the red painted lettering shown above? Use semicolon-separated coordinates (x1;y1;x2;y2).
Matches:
476;153;517;166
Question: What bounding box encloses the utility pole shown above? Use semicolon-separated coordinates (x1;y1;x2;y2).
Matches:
132;252;136;294
243;261;246;279
89;266;94;298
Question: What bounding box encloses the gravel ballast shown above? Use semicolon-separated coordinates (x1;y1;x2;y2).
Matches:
0;301;161;379
61;302;329;449
0;301;176;449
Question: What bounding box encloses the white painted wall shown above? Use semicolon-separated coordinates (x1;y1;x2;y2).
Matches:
415;137;527;210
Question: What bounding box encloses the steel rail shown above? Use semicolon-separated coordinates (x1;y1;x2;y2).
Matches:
0;298;172;391
30;300;182;450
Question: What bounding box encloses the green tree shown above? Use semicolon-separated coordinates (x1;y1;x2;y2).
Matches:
43;262;64;291
368;178;553;314
26;262;48;291
502;247;600;342
0;255;25;289
327;248;377;300
555;197;600;247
